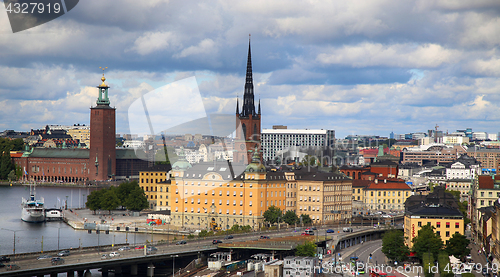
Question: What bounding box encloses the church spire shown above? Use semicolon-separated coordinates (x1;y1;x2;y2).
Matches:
236;96;240;114
258;98;261;115
241;34;256;117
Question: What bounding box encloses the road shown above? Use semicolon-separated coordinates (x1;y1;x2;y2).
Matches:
0;226;377;274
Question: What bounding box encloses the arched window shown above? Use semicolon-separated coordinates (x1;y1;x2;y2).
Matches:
242;123;247;139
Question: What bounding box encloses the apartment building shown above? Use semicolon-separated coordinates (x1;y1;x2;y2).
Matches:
467;148;500;173
364;179;412;212
139;165;171;211
261;128;335;162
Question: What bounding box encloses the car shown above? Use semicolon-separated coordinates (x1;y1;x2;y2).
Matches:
118;246;130;251
135;245;145;249
176;240;187;245
260;236;270;239
326;229;335;233
57;250;70;257
146;246;158;254
37;254;52;260
225;235;234;239
0;256;10;262
311;227;317;230
5;264;20;271
51;257;65;265
109;252;120;257
212;239;223;244
343;227;353;232
101;254;110;260
0;263;5;268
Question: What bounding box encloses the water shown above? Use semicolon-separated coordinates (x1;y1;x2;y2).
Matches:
0;185;153;256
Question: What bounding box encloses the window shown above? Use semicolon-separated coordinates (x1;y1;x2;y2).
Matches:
446;222;450;228
455;223;459;228
436;222;441;228
418;222;422;227
481;200;485;205
249;201;252;206
446;231;450;237
371;192;374;197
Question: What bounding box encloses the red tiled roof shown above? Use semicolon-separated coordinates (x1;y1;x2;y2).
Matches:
366;180;411;190
352;179;371;188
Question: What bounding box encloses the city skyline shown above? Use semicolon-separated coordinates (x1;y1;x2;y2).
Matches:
0;1;499;139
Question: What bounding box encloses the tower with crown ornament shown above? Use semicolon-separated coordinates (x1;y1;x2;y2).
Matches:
89;68;116;181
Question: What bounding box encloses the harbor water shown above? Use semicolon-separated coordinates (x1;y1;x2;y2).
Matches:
0;185;157;256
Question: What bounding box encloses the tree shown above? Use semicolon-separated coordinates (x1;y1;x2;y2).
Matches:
300;214;312;225
438;251;454;277
295;241;317;257
7;170;16;181
422;252;434;277
382;229;410;262
86;189;104;214
0;149;14;180
412;224;443;260
300;155;320;167
263;206;282;224
283;210;299;225
100;187;120;214
124;187;149;211
117;180;140;207
445;232;470;259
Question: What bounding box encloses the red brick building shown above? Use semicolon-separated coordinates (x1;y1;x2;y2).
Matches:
12;74;149;183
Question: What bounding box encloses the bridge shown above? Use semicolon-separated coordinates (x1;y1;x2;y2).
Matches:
0;225;402;277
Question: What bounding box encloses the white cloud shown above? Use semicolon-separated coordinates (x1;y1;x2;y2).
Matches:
317;43;457;68
130;31;180;55
175;39;217;58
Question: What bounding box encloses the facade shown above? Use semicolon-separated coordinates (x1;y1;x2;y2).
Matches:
66;126;90;147
261;129;335;162
445;179;471;202
284;167;352;224
467;148;500;173
445;154;481;180
283;257;319;277
168;153;285;230
404;204;464;248
139;166;172;210
402;144;466;165
364;179;412;212
234;39;261;164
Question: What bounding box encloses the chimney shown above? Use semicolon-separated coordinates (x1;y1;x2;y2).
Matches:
375;179;378;184
384;179;387;183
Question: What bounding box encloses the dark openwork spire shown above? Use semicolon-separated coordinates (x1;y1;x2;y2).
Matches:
258;98;261;114
236;97;240;114
241;34;256;117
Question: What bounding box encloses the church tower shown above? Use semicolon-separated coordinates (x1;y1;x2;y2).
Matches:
89;71;116;181
234;36;261;164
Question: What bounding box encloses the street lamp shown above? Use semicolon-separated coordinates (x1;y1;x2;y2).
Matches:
1;228;21;260
172;255;179;277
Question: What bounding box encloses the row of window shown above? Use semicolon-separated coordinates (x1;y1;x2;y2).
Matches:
369;191;409;197
417;221;460;228
141;172;165;176
174;198;283;207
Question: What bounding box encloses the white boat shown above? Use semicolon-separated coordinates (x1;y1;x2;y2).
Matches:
21;184;45;223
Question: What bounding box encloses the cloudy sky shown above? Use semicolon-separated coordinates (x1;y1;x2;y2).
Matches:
1;0;500;139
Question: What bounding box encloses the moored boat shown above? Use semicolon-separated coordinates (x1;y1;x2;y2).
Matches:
21;184;45;223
